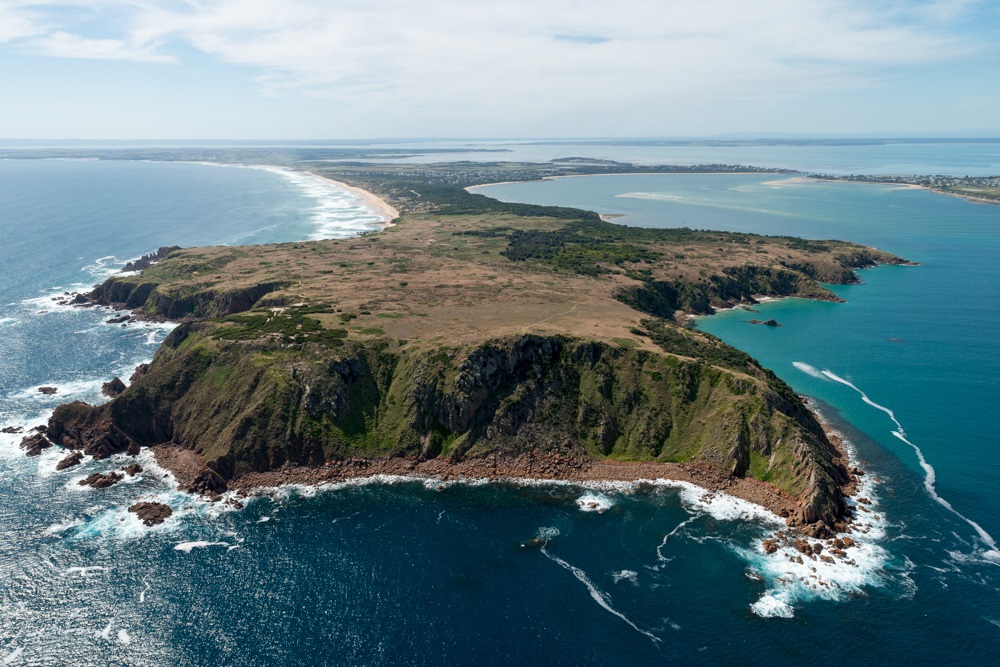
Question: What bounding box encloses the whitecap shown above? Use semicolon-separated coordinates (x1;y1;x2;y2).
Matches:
173;541;230;553
116;629;131;644
0;317;18;327
61;566;107;577
792;361;828;380
2;648;23;665
576;491;614;513
611;569;639;585
44;518;84;535
95;621;113;640
750;594;795;619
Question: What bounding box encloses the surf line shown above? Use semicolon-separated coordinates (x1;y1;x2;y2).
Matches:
795;362;1000;561
538;531;660;645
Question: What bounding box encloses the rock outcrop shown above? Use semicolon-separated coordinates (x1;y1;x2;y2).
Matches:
121;246;181;273
128;502;172;525
78;471;123;489
102;377;127;398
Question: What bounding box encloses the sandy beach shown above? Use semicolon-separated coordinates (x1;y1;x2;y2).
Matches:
308;172;400;226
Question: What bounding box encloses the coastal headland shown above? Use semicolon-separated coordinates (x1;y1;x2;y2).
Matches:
21;160;913;534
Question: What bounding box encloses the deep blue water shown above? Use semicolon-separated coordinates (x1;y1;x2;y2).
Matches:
0;158;998;665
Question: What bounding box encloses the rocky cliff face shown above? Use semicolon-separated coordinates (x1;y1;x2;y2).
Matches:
43;327;850;527
87;277;288;320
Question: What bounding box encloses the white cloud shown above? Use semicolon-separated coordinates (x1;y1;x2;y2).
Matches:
0;1;48;43
27;30;176;62
0;0;993;135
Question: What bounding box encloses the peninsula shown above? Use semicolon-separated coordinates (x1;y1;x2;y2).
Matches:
25;160;912;534
810;173;1000;205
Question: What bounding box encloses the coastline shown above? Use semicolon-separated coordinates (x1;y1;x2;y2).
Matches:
308;171;400;226
466;170;793;192
153;414;859;530
800;175;1000;206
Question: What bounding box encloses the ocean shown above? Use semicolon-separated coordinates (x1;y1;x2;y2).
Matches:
1;150;998;664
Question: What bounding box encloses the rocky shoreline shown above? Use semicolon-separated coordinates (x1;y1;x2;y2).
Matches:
147;426;860;537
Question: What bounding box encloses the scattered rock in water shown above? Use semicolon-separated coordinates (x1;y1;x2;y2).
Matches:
106;315;131;325
124;462;143;476
101;377;127;398
762;539;779;554
128;502;173;526
1;425;24;434
56;451;84;470
78;471;124;489
38;386;58;395
749;319;782;327
20;433;52;456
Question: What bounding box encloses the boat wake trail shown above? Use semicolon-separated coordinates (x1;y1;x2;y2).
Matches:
537;528;660;645
794;363;1000;563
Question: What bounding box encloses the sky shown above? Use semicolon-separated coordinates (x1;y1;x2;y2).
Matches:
1;0;999;140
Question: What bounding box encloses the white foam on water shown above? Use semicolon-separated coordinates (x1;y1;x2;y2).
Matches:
821;366;999;560
669;481;784;526
2;648;23;665
537;528;660;645
741;427;915;618
139;579;151;603
751;595;795;619
656;513;702;564
44;518;84;535
116;629;131;644
792;361;829;380
82;255;123;281
821;370;906;433
612;569;639;585
96;621;112;640
238;165;389;240
576;491;614;513
173;541;230;553
0;317;18;327
61;566;107;577
12;379;106;402
257;516;271;523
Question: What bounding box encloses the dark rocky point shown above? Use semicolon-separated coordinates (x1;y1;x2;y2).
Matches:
20;432;52;456
78;471;124;489
101;377;127;398
56;451;84;470
749;319;782;327
128;502;172;526
38;386;58;395
121;246;182;273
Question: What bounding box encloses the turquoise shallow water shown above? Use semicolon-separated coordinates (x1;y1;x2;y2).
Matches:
0;160;998;664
